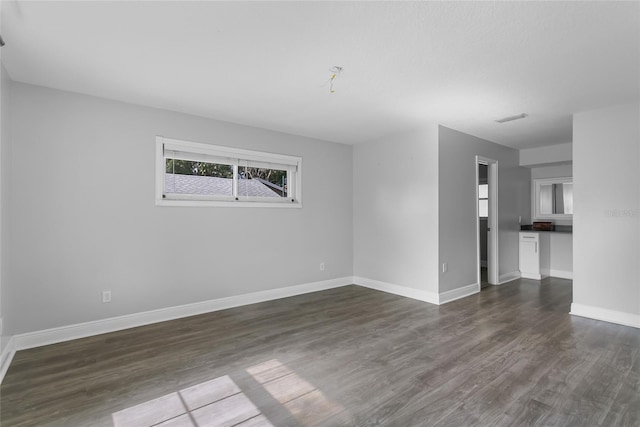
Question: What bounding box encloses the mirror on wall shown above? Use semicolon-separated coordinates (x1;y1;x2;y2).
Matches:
534;177;573;219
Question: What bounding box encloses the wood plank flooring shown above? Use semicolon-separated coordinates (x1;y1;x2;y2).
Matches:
2;279;639;426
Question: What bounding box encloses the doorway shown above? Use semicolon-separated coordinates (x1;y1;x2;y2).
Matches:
476;157;499;287
478;163;489;287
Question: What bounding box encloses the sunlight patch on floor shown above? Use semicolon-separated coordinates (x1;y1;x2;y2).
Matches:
247;359;348;425
112;375;272;427
112;359;347;426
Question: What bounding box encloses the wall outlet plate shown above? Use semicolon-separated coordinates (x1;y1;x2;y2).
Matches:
102;290;112;303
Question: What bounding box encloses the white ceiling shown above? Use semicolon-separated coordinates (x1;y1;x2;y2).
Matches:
2;1;639;149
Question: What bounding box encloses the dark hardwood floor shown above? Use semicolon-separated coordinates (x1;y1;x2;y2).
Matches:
2;279;639;426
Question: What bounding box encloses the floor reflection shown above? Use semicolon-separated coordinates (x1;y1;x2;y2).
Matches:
112;374;272;427
112;359;346;426
247;359;347;425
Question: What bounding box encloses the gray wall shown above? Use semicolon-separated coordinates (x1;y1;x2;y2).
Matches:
438;126;531;292
0;65;9;351
573;102;640;316
353;127;439;294
531;164;572;180
7;82;353;335
14;79;630;338
520;143;572;167
549;233;572;276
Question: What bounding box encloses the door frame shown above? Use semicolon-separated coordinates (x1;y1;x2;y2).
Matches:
476;156;499;286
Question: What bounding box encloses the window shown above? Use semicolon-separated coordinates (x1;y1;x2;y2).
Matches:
478;183;488;217
156;137;302;207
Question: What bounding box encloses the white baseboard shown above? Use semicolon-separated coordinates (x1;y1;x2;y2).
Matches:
354;277;479;305
353;276;439;305
520;272;543;280
499;271;521;284
519;270;573;281
549;269;573;280
438;282;479;304
570;303;640;329
12;277;353;352
0;336;16;385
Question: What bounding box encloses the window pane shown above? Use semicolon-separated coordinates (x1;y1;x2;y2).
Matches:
479;199;488;217
157;137;302;207
562;183;573;214
539;184;553;214
478;184;488;199
237;166;287;198
165;159;233;196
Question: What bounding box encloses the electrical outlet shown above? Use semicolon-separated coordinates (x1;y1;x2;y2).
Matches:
320;262;325;271
442;262;448;273
102;290;112;303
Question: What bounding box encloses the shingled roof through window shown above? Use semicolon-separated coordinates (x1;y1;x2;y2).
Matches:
164;173;280;198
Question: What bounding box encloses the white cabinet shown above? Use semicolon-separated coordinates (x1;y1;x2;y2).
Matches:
519;232;550;280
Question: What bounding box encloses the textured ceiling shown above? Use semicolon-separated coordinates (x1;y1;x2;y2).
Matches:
2;1;639;148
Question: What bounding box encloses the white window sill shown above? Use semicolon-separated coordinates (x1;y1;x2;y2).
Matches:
156;199;302;208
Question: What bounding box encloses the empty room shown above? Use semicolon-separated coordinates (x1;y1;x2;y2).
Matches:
0;1;639;426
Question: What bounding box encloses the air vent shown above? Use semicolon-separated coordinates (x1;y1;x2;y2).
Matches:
495;113;528;124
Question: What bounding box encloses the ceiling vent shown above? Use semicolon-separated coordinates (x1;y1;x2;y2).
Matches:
495;113;528;124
